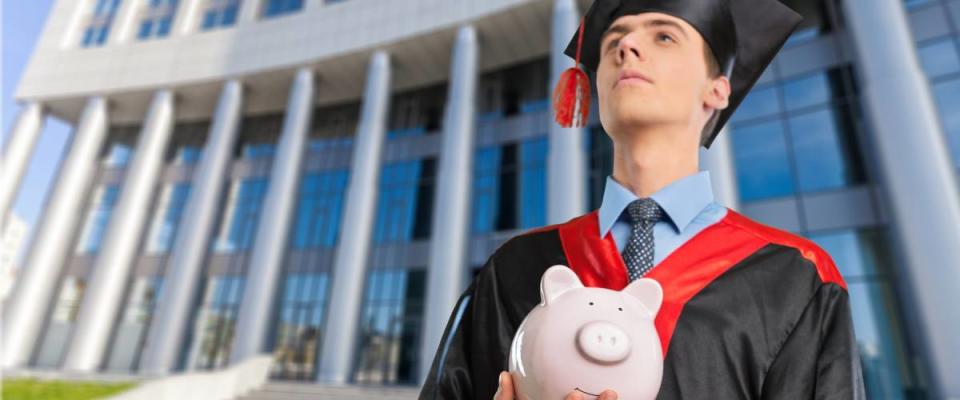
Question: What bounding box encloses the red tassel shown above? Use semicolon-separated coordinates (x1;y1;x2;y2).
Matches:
552;15;591;128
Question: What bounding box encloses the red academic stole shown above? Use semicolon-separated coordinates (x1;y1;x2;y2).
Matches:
551;208;846;357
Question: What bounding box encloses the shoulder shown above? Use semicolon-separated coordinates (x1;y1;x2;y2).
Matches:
719;208;847;290
488;212;594;262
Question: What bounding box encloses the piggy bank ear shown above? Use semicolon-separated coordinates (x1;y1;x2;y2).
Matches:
540;265;584;305
623;278;663;316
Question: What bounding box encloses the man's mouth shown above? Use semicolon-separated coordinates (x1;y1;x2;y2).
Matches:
575;387;601;397
616;70;654;88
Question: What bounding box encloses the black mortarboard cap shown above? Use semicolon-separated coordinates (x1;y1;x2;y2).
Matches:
560;0;803;148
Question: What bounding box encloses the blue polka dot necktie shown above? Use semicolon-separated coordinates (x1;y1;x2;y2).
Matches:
621;198;665;282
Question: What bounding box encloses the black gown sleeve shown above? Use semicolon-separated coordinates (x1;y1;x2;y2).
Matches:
760;282;867;400
418;254;521;400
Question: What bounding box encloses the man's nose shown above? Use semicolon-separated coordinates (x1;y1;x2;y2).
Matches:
617;35;642;64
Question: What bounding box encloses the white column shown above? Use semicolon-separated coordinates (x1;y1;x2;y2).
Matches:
109;0;143;45
418;25;479;384
1;97;109;368
229;68;314;364
140;80;244;374
172;0;203;35
317;50;391;384
547;0;587;224
238;0;261;23
842;0;960;398
62;90;176;372
699;126;740;211
0;102;45;225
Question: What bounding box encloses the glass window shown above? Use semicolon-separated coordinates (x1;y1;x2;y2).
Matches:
374;159;435;243
240;143;276;159
731;65;868;202
471;137;548;232
201;0;240;30
104;142;134;167
787;106;867;192
904;0;934;10
144;183;192;254
477;57;553;122
191;275;246;370
236;114;282;158
917;38;960;78
783;26;823;47
473;144;517;232
270;272;330;380
34;277;87;367
730;85;781;123
75;185;121;254
172;145;202;164
500;58;550;117
105;276;164;371
50;277;88;323
82;0;123;47
137;0;179;40
809;228;924;399
587;126;614;211
782;72;832;111
931;78;960;169
472;147;502;233
262;0;303;18
308;136;353;152
212;178;269;252
290;170;349;249
519;136;548;229
353;268;426;385
731;121;795;201
478;74;505;120
388;85;446;136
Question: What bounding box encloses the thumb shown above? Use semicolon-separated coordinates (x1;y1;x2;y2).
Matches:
495;371;513;400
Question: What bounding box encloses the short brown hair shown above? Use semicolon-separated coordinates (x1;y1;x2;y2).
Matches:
704;44;722;78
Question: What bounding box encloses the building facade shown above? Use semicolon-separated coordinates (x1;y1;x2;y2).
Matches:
2;0;959;398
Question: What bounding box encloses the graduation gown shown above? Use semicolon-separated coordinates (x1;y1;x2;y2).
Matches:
418;208;867;400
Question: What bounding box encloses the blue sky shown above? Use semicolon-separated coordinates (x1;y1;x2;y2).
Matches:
3;0;71;265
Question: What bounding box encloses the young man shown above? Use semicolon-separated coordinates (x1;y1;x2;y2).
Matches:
419;0;866;399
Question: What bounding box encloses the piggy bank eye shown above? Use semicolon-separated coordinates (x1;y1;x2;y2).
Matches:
618;307;623;311
589;302;594;306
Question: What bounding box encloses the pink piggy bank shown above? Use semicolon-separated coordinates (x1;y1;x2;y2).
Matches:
508;265;663;400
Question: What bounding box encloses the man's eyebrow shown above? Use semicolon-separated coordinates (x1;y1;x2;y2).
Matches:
601;22;632;46
643;19;689;40
601;18;690;48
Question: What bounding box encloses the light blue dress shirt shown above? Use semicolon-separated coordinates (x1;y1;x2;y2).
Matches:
598;171;729;266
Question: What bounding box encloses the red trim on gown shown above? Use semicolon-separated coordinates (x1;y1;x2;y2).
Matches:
553;207;847;357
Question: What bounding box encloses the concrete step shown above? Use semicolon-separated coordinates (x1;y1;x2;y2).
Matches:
237;381;420;400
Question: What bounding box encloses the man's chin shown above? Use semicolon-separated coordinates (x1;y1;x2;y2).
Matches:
611;112;662;127
610;92;655;108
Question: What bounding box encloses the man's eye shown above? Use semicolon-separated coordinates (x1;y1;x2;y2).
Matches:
657;33;675;43
606;38;620;52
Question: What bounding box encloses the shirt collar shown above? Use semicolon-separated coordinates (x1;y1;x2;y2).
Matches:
598;170;715;238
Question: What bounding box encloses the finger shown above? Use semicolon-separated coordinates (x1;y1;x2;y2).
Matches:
563;391;583;400
598;390;618;400
494;371;513;400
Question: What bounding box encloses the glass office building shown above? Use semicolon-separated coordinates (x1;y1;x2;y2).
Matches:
3;0;959;399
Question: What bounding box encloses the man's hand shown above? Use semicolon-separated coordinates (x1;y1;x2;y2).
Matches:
493;371;619;400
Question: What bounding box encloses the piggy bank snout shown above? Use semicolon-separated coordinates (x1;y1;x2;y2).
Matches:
576;321;632;363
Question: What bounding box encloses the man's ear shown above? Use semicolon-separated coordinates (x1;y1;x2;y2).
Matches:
705;76;731;111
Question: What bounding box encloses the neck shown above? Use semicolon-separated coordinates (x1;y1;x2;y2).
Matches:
611;123;700;198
